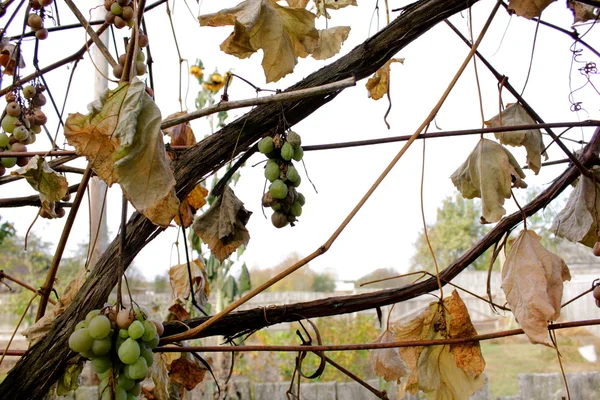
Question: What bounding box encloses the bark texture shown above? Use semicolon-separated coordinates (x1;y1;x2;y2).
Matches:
0;1;484;398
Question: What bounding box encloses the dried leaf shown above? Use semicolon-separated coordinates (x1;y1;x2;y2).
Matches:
169;353;209;391
175;184;209;228
369;329;409;382
568;1;599;23
392;291;485;399
163;112;196;146
193;186;251;262
0;39;26;75
55;362;84;396
502;229;571;346
65;79;179;227
552;175;600;247
286;0;309;7
315;0;357;18
150;353;170;400
508;0;555;19
11;156;68;216
365;58;404;101
485;103;547;174
451;138;527;224
311;26;351;60
22;269;87;345
169;259;209;304
200;0;319;82
166;299;190;322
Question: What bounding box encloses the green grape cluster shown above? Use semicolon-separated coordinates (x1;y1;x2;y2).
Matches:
68;305;164;400
258;131;306;228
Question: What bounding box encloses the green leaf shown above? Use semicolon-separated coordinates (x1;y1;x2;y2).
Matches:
238;263;251;294
55;362;83;396
223;275;238;302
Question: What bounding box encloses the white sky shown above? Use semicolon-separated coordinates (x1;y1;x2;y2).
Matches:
1;0;599;283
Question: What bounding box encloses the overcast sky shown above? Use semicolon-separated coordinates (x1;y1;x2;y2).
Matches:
2;0;599;284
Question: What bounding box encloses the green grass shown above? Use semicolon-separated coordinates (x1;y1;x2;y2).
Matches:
481;333;600;398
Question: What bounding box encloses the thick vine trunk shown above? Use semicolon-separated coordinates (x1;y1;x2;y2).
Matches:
0;1;481;398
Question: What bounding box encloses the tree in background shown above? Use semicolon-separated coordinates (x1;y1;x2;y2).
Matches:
355;267;411;289
411;194;494;273
250;252;336;292
0;217;15;245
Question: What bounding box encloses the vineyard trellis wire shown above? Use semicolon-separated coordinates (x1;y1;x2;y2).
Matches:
0;0;598;399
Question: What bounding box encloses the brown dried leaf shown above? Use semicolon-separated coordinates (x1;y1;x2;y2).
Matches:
508;0;555;19
392;291;486;399
166;300;190;322
169;259;209;303
502;229;571;346
568;1;598;22
11;156;68;217
22;269;87;345
315;0;357;18
169;353;209;391
163;112;196;146
369;329;409;382
485;103;548;174
149;353;170;400
286;0;310;8
451;138;527;224
365;58;404;101
174;184;209;228
192;186;251;262
0;39;26;75
552;175;600;247
311;26;351;60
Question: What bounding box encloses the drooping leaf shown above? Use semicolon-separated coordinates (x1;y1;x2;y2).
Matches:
485;103;548;174
149;353;171;400
65;79;179;227
238;263;252;294
223;274;239;303
502;229;571;346
567;1;599;23
169;259;210;304
55;362;84;396
365;58;404;101
22;269;87;345
315;0;358;18
163;112;197;146
450;138;527;224
552;175;600;247
166;299;190;322
508;0;556;19
369;329;409;382
169;353;209;391
392;290;486;399
0;39;26;75
175;184;209;228
192;186;251;262
11;155;68;216
311;26;351;60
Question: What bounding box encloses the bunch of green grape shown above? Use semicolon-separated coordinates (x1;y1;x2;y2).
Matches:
0;85;47;176
258;131;306;228
68;304;164;400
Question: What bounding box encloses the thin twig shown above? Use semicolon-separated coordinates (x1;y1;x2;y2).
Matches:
160;1;502;345
0;271;56;305
35;165;93;321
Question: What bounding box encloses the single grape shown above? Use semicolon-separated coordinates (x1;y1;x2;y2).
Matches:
126;393;136;400
91;356;112;374
126;356;148;380
0;133;10;148
114;386;128;400
117;0;130;5
593;242;600;257
258;136;274;154
114;16;127;29
96;369;111;380
141;320;157;342
286;165;299;183
104;0;114;11
118;338;140;364
138;34;149;48
593;285;600;300
152;320;164;336
5;102;20;117
105;11;116;24
55;207;66;218
135;61;147;76
13;126;29;142
92;336;112;356
110;2;122;15
269;179;288;199
140;344;153;366
297;193;306;206
287;131;301;148
1;116;18;133
117;374;135;391
271;203;281;211
136;50;145;62
119;328;130;339
113;65;124;79
290;201;302;217
23;85;36;99
265;161;280;182
31;124;41;134
27;14;43;30
128;320;145;340
38;0;53;6
33;109;47;125
144;332;160;348
33;93;47;107
280;142;294;161
293;146;303;162
80;349;95;359
117;309;134;329
75;320;88;330
132;304;150;321
86;310;101;323
271;211;289;228
129;382;141;396
89;315;111;339
2;156;17;168
121;6;134;20
35;28;48;41
68;328;94;353
291;175;301;187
